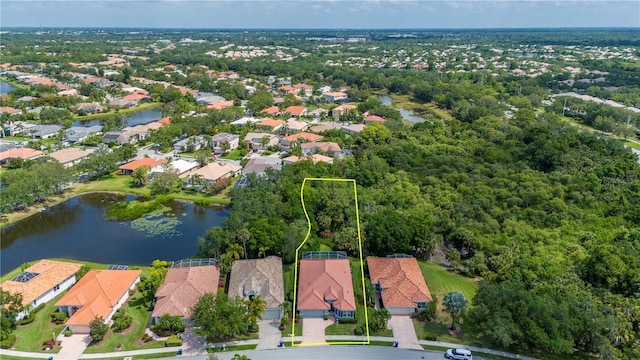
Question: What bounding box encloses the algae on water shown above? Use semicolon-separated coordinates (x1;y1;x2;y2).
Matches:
130;210;182;238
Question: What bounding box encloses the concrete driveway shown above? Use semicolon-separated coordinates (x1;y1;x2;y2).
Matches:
388;316;422;350
181;328;207;355
301;317;332;344
56;333;91;360
257;319;282;349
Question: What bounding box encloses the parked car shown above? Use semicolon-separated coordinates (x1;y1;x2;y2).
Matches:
444;348;473;360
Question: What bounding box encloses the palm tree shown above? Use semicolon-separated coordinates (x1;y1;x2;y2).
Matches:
237;228;251;259
246;295;268;326
218;253;233;275
226;243;244;261
279;301;292;319
258;246;268;259
131;166;149;187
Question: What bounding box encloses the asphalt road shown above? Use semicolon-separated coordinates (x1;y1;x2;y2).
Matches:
170;346;446;360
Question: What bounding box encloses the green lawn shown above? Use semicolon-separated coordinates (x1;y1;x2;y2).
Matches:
221;148;245;160
11;292;67;353
73;102;163;121
83;290;163;354
624;140;640;150
87;352;179;360
417;261;478;305
207;344;257;353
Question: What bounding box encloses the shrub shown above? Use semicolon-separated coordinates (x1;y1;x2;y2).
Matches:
65;330;73;337
19;314;35;325
424;333;438;341
142;333;153;343
337;317;357;324
31;303;45;314
323;314;329;320
111;309;133;332
354;324;366;336
52;311;68;324
165;335;182;347
0;334;16;349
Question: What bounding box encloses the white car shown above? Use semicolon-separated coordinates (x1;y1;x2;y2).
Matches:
445;348;473;360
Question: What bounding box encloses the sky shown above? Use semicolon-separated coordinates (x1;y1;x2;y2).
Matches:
1;0;639;29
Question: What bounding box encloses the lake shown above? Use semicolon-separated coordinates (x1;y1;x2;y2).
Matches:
376;95;425;123
0;193;228;275
0;80;16;95
72;108;164;127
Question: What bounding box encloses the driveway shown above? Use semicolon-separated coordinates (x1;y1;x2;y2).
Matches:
256;319;282;349
301;317;332;344
56;333;91;360
181;328;207;355
388;316;422;350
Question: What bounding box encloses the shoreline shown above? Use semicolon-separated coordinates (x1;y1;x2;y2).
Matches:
0;188;230;228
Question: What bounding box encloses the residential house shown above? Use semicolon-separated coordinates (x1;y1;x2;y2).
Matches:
242;156;282;176
48;148;92;168
332;104;358;119
194;93;225;105
292;83;313;95
31;124;64;139
322;91;348;103
340;124;366;135
152;159;198;176
367;256;432;315
2;121;35;137
57;89;80;97
244;132;280;150
284;106;308;118
206;101;235;110
210;133;240;155
122;91;150;103
260;106;280;116
151;264;220;324
0;107;22;115
0;260;83;320
300;142;342;156
119;158;166;175
101;131;138;145
228;257;285;320
318;86;332;93
282;154;334;165
55;269;141;333
309;108;329;119
364;115;386;124
256;119;284;133
186;162;242;183
109;98;138;107
71;102;104;114
66;125;103;143
0;142;16;152
0;147;44;164
297;257;356;319
173;135;209;153
284;119;309;134
280;132;324;151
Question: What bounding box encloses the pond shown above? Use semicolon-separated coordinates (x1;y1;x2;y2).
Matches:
376;95;425;123
72;108;164;127
0;80;16;96
0;193;228;275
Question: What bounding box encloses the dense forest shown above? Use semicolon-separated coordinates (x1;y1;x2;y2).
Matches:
199;109;640;358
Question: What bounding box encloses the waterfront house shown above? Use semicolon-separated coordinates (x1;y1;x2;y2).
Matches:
0;147;44;164
119;158;166;175
297;256;355;319
48;148;92;168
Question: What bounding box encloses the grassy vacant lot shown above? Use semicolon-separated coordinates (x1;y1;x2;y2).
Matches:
73;102;162;121
83;290;164;353
11;292;67;353
417;261;478;303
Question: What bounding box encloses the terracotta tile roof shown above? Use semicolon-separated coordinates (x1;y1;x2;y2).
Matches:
0;148;44;162
206;100;235;110
323;91;347;97
284;106;307;116
122;92;150;101
334;104;357;112
158;117;172;125
279;85;295;92
282;132;323;143
0;107;21;115
55;269;141;326
364;115;386;123
367;257;432;308
119;158;165;171
284;154;334;165
151;265;220;318
297;259;355;312
293;83;312;90
0;260;83;306
257;119;284;128
260;106;280;115
48;148;91;165
228;256;284;309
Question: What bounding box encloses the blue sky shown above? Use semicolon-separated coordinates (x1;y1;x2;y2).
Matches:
1;1;639;29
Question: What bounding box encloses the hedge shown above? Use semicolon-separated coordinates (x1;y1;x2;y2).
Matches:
165;335;182;347
337;317;357;324
19;314;35;325
1;334;16;349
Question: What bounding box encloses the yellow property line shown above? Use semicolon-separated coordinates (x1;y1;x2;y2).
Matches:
290;178;370;346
